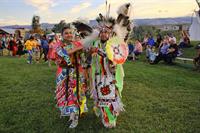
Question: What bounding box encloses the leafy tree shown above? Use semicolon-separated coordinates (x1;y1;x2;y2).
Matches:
30;15;44;34
52;20;67;33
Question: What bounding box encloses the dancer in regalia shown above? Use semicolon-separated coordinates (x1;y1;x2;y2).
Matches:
54;25;88;128
88;3;132;128
53;2;133;128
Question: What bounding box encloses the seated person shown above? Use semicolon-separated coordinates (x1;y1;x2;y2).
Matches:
165;39;179;64
147;35;155;47
134;40;143;57
193;44;200;71
128;43;135;60
156;34;162;48
146;45;157;63
179;31;192;48
168;33;177;44
146;45;151;59
142;34;148;47
153;38;170;64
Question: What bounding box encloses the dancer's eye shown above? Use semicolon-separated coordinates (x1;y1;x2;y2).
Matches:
64;32;72;35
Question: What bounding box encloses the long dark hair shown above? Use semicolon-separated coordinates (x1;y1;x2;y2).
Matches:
48;38;54;44
61;25;71;35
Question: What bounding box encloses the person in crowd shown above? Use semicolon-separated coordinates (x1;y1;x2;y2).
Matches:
1;34;6;49
147;34;155;47
34;37;41;63
47;38;55;67
146;45;157;63
179;30;192;48
142;34;149;47
128;41;135;61
193;44;200;71
168;33;177;44
153;37;170;64
156;34;162;48
12;37;18;56
16;36;24;57
54;34;61;48
165;38;179;64
134;39;143;59
24;36;34;64
41;35;49;62
8;36;14;56
0;36;3;56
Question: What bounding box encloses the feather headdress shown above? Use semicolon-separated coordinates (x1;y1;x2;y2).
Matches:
72;2;133;47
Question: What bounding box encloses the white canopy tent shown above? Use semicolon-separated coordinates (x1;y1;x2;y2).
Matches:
189;10;200;41
189;0;200;41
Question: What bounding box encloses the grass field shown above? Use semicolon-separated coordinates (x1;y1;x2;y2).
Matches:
179;41;199;58
0;49;200;133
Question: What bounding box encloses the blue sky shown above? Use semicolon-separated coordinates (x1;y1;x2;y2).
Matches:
0;0;199;26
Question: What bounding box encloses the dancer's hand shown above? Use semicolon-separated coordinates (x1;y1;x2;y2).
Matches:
68;46;83;54
90;47;98;54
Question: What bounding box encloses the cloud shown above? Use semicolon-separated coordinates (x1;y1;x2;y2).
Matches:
24;0;68;14
24;0;55;12
23;0;70;23
57;2;93;23
0;17;29;26
84;0;134;20
65;0;132;22
85;0;198;19
134;0;198;19
1;0;198;26
70;2;92;14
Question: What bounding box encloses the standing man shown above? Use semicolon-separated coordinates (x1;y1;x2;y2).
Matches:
89;3;132;128
41;35;49;62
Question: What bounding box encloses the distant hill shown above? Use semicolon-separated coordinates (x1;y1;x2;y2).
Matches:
90;17;192;27
133;17;192;26
0;17;192;29
0;23;55;30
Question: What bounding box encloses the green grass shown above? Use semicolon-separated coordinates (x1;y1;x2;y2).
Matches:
0;56;200;133
179;41;200;58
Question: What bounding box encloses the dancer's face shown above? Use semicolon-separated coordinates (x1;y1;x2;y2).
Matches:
100;31;109;42
63;29;73;42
